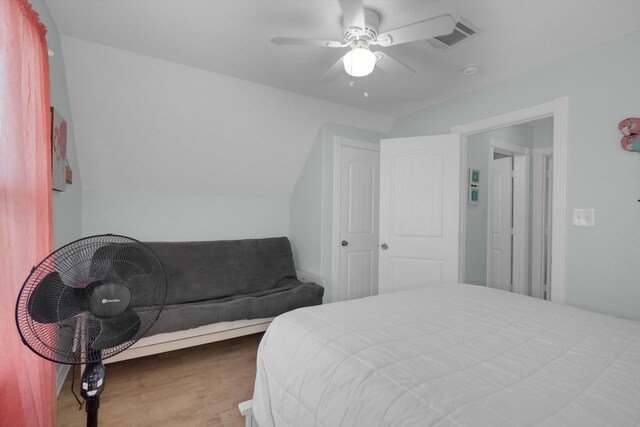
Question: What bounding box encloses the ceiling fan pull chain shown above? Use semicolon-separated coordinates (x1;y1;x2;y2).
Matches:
364;75;369;97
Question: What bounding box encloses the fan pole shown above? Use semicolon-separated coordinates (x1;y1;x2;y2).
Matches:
81;362;106;427
86;397;100;427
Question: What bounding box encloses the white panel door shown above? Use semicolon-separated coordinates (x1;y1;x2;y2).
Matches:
379;134;460;294
489;156;513;291
337;145;380;301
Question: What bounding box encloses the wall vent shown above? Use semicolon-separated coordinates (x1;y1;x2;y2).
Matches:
428;17;479;49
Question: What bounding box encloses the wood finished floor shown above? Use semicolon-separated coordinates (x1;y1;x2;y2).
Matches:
57;333;263;427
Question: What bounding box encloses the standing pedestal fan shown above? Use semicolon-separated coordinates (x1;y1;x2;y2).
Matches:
15;234;167;427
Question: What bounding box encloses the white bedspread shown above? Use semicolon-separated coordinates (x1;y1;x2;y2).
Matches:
252;284;640;426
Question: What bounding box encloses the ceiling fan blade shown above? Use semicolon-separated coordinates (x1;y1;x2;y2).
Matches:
28;271;88;323
374;52;415;79
271;37;344;48
321;56;347;82
92;308;141;350
338;0;365;31
377;14;456;47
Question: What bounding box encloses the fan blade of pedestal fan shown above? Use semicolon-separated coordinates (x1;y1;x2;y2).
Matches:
92;308;141;350
90;244;153;284
110;246;153;282
89;244;121;279
28;271;88;323
126;273;163;307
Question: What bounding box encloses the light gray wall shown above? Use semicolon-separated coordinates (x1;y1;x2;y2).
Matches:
532;119;554;150
30;0;82;249
464;134;490;285
390;30;640;320
289;123;386;302
289;130;323;276
82;191;289;242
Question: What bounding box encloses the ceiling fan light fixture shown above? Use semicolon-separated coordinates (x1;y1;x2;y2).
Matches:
343;46;376;77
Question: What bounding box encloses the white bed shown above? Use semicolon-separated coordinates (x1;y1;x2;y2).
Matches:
250;284;640;426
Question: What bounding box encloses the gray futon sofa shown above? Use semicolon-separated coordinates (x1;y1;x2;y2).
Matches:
143;236;323;337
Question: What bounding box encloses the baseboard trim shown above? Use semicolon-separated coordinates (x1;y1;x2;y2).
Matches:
56;364;71;397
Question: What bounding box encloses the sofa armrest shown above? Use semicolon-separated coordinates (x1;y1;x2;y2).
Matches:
296;270;323;286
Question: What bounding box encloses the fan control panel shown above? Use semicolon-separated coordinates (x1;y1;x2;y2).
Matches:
81;362;106;399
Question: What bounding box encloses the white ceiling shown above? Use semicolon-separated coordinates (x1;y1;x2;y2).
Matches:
45;0;640;118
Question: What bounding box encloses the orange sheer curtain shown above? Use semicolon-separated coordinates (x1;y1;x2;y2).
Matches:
0;0;55;425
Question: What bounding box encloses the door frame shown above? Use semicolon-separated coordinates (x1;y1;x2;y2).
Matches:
531;147;553;299
486;139;530;295
452;96;568;304
331;136;380;302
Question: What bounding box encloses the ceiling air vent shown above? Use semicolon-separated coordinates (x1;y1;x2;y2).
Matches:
428;18;479;49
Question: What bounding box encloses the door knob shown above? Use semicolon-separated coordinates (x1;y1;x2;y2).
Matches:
381;243;388;250
341;240;349;247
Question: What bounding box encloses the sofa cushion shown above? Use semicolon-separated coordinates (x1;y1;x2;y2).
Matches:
144;237;298;305
147;280;323;336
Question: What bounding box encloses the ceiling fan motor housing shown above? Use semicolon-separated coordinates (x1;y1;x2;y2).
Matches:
272;2;459;82
343;8;379;45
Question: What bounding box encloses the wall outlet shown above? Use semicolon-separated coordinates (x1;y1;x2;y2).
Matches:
572;208;595;226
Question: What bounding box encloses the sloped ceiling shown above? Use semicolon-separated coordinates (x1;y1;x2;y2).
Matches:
61;36;392;199
46;0;640;117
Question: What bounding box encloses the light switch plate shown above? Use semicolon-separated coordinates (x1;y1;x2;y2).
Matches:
572;208;595;226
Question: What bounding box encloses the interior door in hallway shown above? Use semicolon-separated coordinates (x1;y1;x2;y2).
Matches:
379;134;461;294
489;156;513;291
337;144;380;301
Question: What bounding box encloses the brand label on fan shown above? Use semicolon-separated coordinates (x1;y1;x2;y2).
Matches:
101;298;121;304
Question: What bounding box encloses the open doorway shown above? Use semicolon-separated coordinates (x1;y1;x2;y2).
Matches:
486;140;530;295
461;117;553;299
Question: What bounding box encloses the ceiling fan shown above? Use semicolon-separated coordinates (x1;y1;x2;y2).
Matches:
271;0;456;81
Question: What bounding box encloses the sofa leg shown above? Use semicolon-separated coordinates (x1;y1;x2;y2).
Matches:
238;399;259;427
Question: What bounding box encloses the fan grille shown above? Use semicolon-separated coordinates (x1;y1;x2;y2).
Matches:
16;234;167;364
